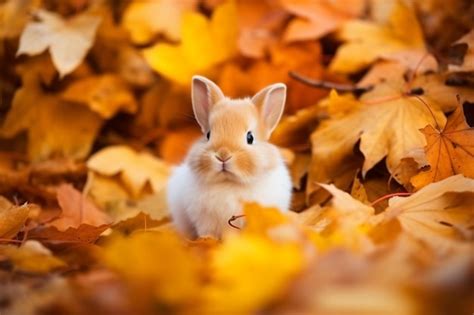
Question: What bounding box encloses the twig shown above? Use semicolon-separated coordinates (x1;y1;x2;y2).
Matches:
228;214;246;229
289;71;373;93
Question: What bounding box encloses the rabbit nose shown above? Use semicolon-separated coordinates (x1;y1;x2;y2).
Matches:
215;155;231;163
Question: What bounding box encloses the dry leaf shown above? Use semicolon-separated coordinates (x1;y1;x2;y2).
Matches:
310;83;446;189
61;74;137;118
330;0;435;73
382;175;474;250
87;146;170;197
49;184;110;231
17;9;101;77
411;105;474;189
28;224;109;243
0;78;103;161
143;0;238;85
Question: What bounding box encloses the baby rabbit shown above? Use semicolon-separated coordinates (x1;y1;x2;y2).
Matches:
167;76;292;239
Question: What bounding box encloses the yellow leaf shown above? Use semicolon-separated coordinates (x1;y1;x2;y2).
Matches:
122;0;198;43
0;197;30;239
103;231;202;306
60;74;137;119
17;9;101;77
87;146;171;197
1;79;103;161
330;0;428;73
0;240;66;274
203;234;304;314
143;0;238;85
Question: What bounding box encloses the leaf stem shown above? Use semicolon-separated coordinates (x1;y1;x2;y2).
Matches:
370;192;412;206
228;214;245;229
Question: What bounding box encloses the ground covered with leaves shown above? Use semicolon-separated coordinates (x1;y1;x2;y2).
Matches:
0;0;473;314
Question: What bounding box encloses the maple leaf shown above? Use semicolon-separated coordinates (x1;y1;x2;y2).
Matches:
87;146;171;197
382;175;474;250
411;105;474;189
308;72;460;196
0;196;31;239
49;184;111;231
281;0;365;42
0;240;65;273
17;9;101;77
330;0;435;73
143;0;238;85
122;0;198;43
0;78;103;161
448;29;474;73
60;74;137;119
0;0;41;39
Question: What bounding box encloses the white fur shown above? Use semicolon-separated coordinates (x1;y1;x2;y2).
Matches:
167;155;292;238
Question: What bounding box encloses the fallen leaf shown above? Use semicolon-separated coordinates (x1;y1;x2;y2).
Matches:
281;0;365;42
122;0;197;44
17;9;101;77
60;74;137;118
202;234;304;314
103;231;202;306
1;79;103;161
49;184;110;231
28;224;109;243
0;196;30;239
0;240;66;273
87;146;170;197
382;175;474;250
411;105;474;189
310;81;446;190
330;0;435;73
143;0;238;85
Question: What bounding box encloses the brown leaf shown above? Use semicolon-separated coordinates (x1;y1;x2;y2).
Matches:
49;184;111;231
411;105;474;189
28;224;109;243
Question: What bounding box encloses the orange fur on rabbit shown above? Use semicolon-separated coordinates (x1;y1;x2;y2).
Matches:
167;76;292;239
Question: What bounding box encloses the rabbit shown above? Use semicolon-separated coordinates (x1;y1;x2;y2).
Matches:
167;75;292;239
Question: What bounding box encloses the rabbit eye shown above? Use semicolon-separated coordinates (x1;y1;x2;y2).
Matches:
206;131;211;140
246;131;254;145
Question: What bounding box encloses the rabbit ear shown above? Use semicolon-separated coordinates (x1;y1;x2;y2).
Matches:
192;75;225;132
252;83;286;136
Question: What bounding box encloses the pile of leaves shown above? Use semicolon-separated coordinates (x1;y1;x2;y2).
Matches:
0;0;473;314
